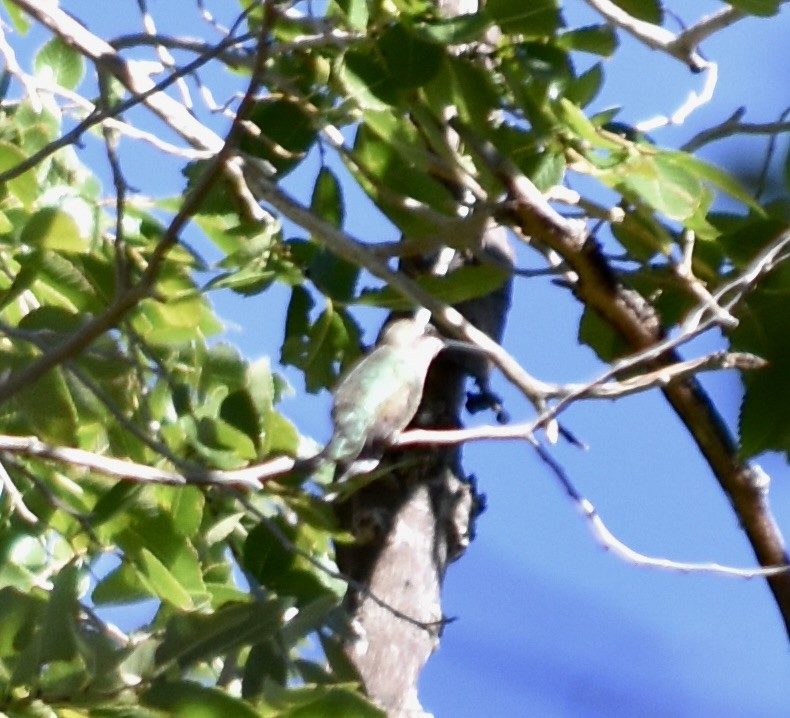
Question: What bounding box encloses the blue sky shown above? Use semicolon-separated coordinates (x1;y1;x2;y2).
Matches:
15;1;790;714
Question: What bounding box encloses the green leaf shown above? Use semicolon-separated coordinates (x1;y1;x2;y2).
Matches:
319;631;363;683
0;250;43;312
1;0;31;33
717;218;787;269
145;680;263;718
428;56;500;131
309;248;360;303
486;0;562;37
170;486;206;539
40;564;80;662
0;141;38;207
281;289;360;393
377;23;444;89
0;210;12;233
617;154;704;221
730;271;790;459
220;389;261;450
738;362;790;458
281;595;340;646
311;167;345;229
20;206;87;252
335;48;398;111
240;99;316;178
350;123;456;235
0;588;42;657
611;210;673;260
200;342;247;394
727;0;779;15
332;0;368;30
155;600;285;669
557;25;618;56
565;62;604;109
579;307;629;361
418;13;492;44
262;683;385;717
118;512;208;600
243;520;297;585
557;99;623;152
662;151;764;213
34;37;85;90
14;365;79;444
92;562;152;605
609;0;662;23
137;548;195;610
357;263;509;310
243;640;287;697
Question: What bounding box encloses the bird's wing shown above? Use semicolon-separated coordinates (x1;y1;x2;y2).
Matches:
326;349;422;461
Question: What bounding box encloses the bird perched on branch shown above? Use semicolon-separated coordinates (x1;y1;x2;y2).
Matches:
317;318;478;479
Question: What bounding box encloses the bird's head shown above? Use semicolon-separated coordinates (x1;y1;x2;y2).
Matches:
378;318;485;358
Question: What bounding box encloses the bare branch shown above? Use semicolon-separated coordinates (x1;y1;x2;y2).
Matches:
682;108;790;153
0;22;42;111
529;437;789;579
671;5;747;53
0;458;38;523
0;434;299;489
636;61;718;132
0;28;240;185
583;0;706;70
450;113;790;633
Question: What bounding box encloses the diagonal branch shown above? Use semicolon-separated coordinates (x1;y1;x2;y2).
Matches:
453;117;790;636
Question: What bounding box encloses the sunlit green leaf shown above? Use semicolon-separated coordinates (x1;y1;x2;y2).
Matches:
332;0;368;30
20;206;86;252
137;549;195;610
617;154;704;220
1;0;31;32
0;588;42;657
0;141;38;207
335;48;398;110
662;151;764;213
34;37;85;90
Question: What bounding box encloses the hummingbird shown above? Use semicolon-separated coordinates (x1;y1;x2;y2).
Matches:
318;318;476;478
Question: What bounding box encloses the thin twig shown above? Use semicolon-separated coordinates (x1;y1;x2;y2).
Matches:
583;0;706;70
682;109;790;153
0;22;42;111
0;457;38;523
528;437;788;578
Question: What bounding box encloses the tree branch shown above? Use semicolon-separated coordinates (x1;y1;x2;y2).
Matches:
454;117;790;635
